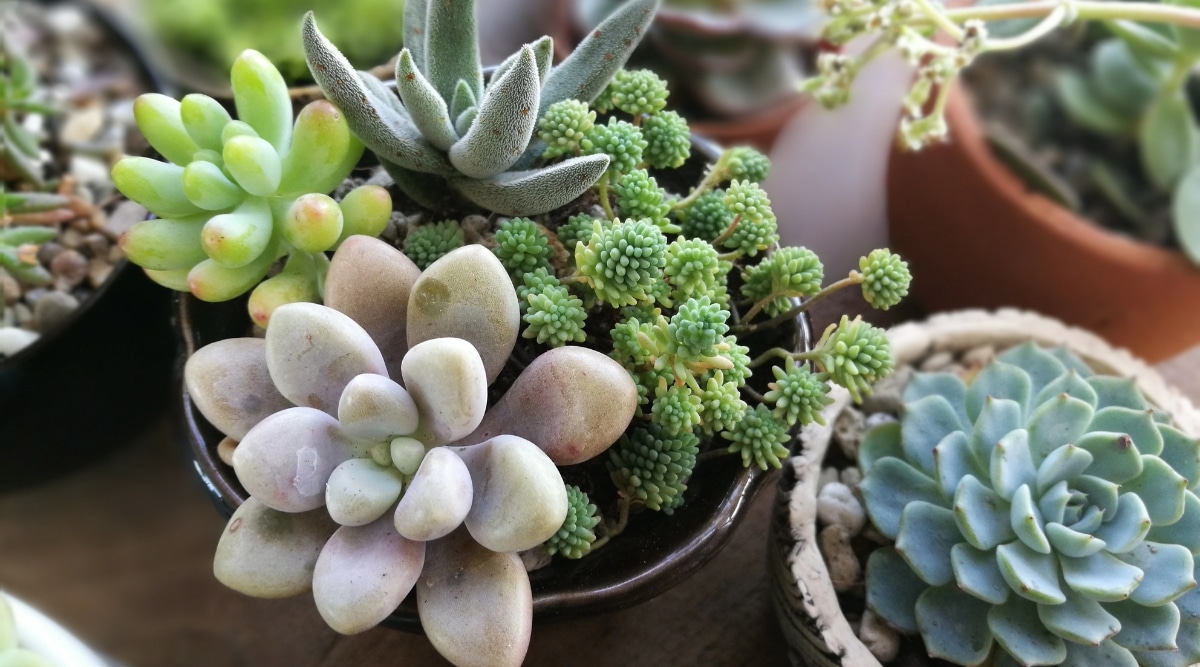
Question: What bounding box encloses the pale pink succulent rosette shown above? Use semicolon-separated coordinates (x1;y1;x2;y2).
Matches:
184;237;638;667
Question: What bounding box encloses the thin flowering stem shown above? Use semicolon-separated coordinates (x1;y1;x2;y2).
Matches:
912;0;967;40
732;274;862;335
936;0;1200;30
748;346;818;369
983;4;1072;52
711;214;741;247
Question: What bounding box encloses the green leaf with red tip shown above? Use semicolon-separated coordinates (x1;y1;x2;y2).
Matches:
284;193;344;253
279;100;363;198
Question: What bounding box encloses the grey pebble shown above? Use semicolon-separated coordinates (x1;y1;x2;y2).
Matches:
33;290;79;332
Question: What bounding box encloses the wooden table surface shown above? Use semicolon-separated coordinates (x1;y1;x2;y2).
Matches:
6;296;1200;667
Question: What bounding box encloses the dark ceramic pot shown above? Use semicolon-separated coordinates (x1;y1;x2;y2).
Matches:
0;2;175;491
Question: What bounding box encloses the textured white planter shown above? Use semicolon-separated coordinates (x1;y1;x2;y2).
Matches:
5;593;109;667
768;309;1200;667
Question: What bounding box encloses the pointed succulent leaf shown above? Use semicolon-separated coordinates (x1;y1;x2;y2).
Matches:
966;361;1031;423
1035;370;1098;409
1039;480;1072;525
401;338;489;446
450;79;476;120
934;431;987;499
1132;622;1200;667
1036;444;1094;495
455;105;478;136
858;422;902;475
396;49;459;152
1175;561;1200;622
265;303;388;414
302;14;453;175
971;397;1024;466
914;585;995;666
222;135;281;197
133;93;200;165
1046;521;1107;557
313;517;425;634
1147;491;1200;553
901;395;966;477
1028;394;1095;464
1109;597;1181;651
424;0;483;103
1062;640;1138;667
449;45;540;179
859;457;945;539
187;244;278;302
180;93;232;151
417;528;532;667
894;501;960;586
951;542;1009;604
213;497;337;598
112;157;204;218
1072;474;1122;528
1089;376;1149;411
184;338;293;441
279;99;363;198
903;372;967;419
1089;407;1164;456
182;160;244;211
1038;588;1122;645
539;0;659;115
1076;432;1143;483
201;197;273;268
865;547;927;633
325;458;405;526
121;215;209;271
954;474;1017;550
996;540;1066;604
403;0;429;72
991;430;1037;501
1046;347;1095;377
1071;505;1105;533
1119;541;1196;605
394;448;473;541
1060;550;1144;601
1159;425;1200;491
1124;455;1188;525
338;373;420;441
1011;484;1051;554
988;596;1067;667
997;343;1069;398
231;49;292;153
449;153;609;215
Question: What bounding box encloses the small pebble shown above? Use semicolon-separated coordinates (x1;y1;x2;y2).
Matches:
50;249;88;290
0;272;19;305
83;232;110;257
107;245;123;264
840;466;862;488
68;155;111;193
864;412;899;429
21;287;46;305
962;344;996;369
817;466;838;494
859;609;900;663
861;365;913;415
33;290;79;332
60;227;85;249
519;547;553;573
37;241;65;266
60;105;105;144
833;407;866;460
15;303;34;328
817;481;866;535
818;524;861;593
101;200;147;240
919;351;955;372
0;327;39;357
87;257;113;288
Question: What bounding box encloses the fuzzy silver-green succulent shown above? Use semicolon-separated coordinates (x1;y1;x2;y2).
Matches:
302;0;661;216
859;342;1200;667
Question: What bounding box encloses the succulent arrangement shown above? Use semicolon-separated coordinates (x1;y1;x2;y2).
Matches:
858;342;1200;666
0;594;53;667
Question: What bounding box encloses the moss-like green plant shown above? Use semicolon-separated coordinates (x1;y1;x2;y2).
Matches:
403;219;464;270
859;343;1200;666
545;485;601;559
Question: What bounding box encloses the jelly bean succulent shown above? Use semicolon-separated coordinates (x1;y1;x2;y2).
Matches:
112;50;393;326
0;594;53;667
185;240;640;667
858;343;1200;667
300;0;660;217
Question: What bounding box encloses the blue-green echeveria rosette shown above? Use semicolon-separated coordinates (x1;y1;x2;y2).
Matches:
858;342;1200;667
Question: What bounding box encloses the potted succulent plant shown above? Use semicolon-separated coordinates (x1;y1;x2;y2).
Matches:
798;0;1200;362
0;0;174;489
112;0;914;664
771;309;1200;667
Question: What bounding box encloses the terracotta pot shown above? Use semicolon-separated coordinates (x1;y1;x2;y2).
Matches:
768;309;1200;666
886;88;1200;363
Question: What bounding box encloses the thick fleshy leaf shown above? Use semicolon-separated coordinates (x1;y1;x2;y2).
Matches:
1133;620;1200;667
1046;347;1095;378
915;585;995;666
858;422;902;474
1071;474;1122;529
200;196;273;268
1038;480;1072;525
1175;164;1200;264
865;547;927;633
1175;560;1200;623
449;79;476;121
953;474;1016;550
338;374;420;441
454;435;568;553
1034;370;1098;410
184;337;292;441
1089;407;1164;456
452;346;638;464
120;214;209;271
970;397;1023;465
406;245;519;384
449;45;539;179
395;49;458;152
1110;597;1181;651
186;248;277;302
997;343;1068;400
1036;444;1094;495
265;303;387;415
325;458;405;526
402;0;428;71
991;430;1037;501
222;135;281;198
1124;455;1188;526
213;497;337;598
448;154;610;216
418;529;532;667
1062;640;1137;667
394;448;473;541
1159;425;1200;491
112;157;203;218
1038;588;1121;645
278;99;362;198
231;49;292;153
1077;432;1144;484
966;361;1031;423
861;457;945;540
1141;89;1197;192
934;431;986;499
232;407;363;512
1147;490;1200;553
1046;521;1107;557
1028;394;1095;464
901;395;965;477
180;93;233;151
401;338;489;447
1060;550;1144;601
423;0;483;103
182;160;244;211
1120;541;1196;606
1011;484;1051;554
997;540;1065;604
903;372;967;421
313;516;425;634
951;542;1009;604
895;501;960;586
1089;376;1149;411
133;93;200;165
989;596;1066;666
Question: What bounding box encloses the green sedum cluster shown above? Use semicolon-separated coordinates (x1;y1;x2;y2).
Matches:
544;485;601;559
859;343;1200;667
1;41;53;185
114;50;391;327
0;191;72;294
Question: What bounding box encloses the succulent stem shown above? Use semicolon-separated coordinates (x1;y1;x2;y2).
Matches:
733;274;863;335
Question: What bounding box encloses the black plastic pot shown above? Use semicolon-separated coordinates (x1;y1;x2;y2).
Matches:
0;2;175;491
